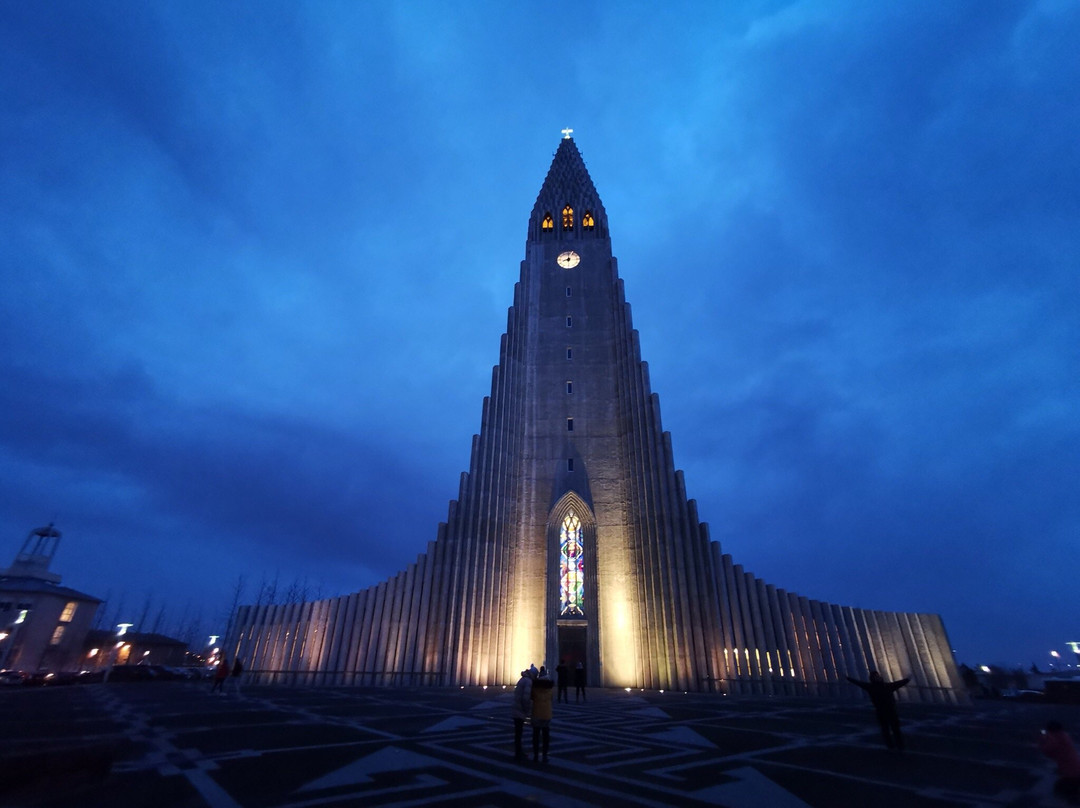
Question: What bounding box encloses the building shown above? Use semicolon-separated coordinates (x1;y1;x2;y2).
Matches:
0;524;101;672
83;629;189;669
230;135;963;701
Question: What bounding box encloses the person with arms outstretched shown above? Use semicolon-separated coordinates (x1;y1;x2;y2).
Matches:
847;670;910;750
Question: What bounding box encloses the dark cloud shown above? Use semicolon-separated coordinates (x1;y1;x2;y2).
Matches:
1;1;1076;667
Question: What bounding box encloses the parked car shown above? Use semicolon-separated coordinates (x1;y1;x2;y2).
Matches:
106;665;159;682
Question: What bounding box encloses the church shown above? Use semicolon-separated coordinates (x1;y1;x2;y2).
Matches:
230;135;963;702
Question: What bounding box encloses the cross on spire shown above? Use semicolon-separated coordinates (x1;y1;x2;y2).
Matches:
561;127;574;139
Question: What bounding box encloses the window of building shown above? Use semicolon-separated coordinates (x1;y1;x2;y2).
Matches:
59;601;77;622
566;347;573;360
566;381;573;394
50;625;65;645
566;316;572;327
562;205;574;230
567;417;574;431
566;286;572;297
559;511;585;616
542;213;554;230
567;458;574;472
583;211;595;230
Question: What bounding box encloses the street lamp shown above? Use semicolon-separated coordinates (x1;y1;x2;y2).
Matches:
103;623;135;682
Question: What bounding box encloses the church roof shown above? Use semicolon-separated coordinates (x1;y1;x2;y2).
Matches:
531;137;607;228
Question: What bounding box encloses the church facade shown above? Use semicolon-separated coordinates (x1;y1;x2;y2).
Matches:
230;137;963;701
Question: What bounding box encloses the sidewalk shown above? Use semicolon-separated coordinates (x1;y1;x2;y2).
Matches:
1;682;1073;807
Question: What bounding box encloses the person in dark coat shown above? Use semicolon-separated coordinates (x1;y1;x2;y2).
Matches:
1038;720;1080;803
555;659;569;703
511;669;533;762
210;658;230;694
230;658;244;696
574;661;587;702
847;670;910;750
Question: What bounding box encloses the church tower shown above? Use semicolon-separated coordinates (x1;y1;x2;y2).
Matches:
231;136;963;701
504;134;719;688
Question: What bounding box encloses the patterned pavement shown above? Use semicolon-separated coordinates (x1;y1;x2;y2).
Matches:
1;681;1075;807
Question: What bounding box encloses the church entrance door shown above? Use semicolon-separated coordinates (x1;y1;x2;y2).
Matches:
557;624;586;668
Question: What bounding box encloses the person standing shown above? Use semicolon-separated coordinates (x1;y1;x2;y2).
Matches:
555;659;569;703
1038;721;1080;804
231;658;244;696
512;669;533;762
210;658;230;694
847;670;910;750
574;661;587;703
531;666;555;763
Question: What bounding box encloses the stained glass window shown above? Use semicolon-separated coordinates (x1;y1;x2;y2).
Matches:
562;205;574;229
560;511;585;616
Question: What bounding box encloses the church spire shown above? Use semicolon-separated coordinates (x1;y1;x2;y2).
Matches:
529;135;608;241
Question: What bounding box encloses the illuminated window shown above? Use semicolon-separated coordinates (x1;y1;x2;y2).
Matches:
567;418;574;431
542;213;554;230
562;205;574;230
50;625;65;645
559;511;585;616
582;211;595;230
59;601;77;622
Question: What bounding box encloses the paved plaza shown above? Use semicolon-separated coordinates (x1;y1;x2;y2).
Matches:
1;681;1076;807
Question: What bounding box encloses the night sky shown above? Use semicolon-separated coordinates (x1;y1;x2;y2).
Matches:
2;2;1077;669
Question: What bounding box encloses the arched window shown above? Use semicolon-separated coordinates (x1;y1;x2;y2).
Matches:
542;213;554;231
562;205;574;230
560;511;585;616
582;211;595;230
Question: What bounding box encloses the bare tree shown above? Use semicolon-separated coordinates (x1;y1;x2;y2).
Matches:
256;572;281;606
283;575;311;604
93;589;113;630
222;575;246;649
136;591;153;633
151;602;168;635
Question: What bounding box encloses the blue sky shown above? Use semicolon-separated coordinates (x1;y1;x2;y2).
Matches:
2;1;1076;668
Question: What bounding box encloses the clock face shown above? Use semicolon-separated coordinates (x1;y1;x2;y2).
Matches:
557;251;581;269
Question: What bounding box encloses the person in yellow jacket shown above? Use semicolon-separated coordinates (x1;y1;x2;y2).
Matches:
530;666;555;762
